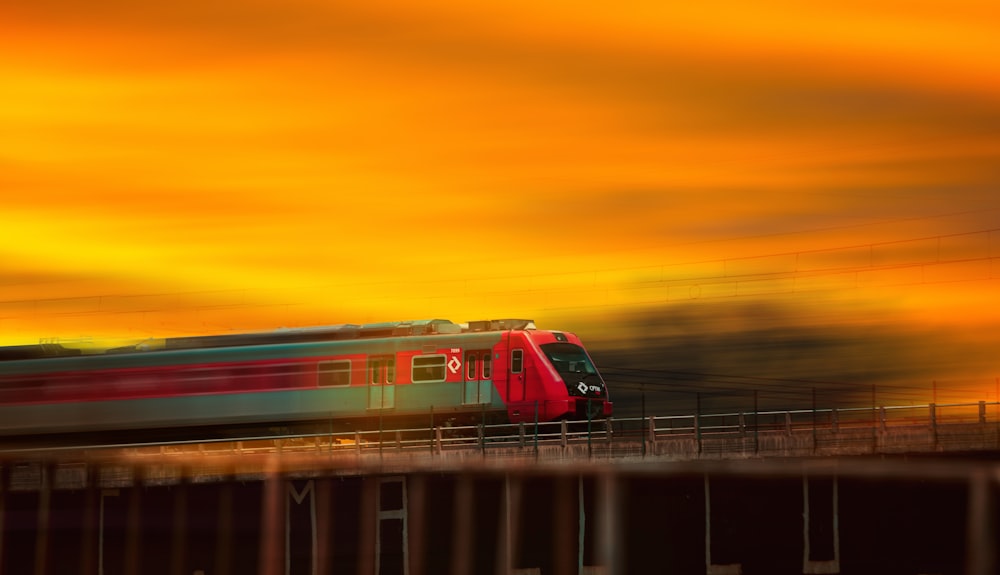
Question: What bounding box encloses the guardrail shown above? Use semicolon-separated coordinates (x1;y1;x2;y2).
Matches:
3;400;999;462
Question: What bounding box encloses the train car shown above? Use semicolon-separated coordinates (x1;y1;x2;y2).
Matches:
0;319;611;443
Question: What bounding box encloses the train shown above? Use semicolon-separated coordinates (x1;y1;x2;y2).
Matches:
0;318;612;443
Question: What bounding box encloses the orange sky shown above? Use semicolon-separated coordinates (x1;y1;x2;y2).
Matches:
2;0;999;389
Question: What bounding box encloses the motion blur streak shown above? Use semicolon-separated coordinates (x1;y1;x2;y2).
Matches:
1;0;998;408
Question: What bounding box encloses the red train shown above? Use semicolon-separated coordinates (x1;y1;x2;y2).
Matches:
0;319;611;442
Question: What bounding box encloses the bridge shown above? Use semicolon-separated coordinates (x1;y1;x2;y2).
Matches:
2;401;999;575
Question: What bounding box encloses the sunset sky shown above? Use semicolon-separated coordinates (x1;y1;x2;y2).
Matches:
2;1;999;399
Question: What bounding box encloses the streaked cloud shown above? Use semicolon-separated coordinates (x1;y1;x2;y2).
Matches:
2;0;998;400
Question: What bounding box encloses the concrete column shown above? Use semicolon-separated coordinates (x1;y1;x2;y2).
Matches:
34;465;51;575
80;482;98;575
258;458;285;575
598;472;622;575
214;483;233;575
357;478;376;575
450;476;474;575
704;475;741;575
97;488;120;575
170;483;188;575
499;475;523;575
802;476;839;574
124;485;142;575
406;475;427;575
553;476;575;575
966;469;994;575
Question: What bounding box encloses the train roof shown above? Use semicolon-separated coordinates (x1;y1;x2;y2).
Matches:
0;318;538;359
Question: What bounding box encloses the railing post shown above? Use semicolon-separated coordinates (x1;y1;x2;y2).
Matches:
534;401;539;456
879;407;887;433
930;403;938;449
979;401;987;424
435;427;443;454
647;415;656;451
587;399;593;459
753;390;759;455
738;412;746;436
606;417;614;453
785;412;792;437
695;414;702;455
561;419;568;450
519;422;526;448
696;392;702;455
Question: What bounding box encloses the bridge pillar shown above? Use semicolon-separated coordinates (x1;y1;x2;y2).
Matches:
450;475;473;575
966;469;994;575
33;464;50;575
596;471;621;575
258;459;285;575
124;479;141;575
358;477;377;575
803;475;839;574
214;483;233;575
704;475;741;575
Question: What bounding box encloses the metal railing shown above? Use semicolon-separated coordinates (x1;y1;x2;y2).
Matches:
3;400;999;464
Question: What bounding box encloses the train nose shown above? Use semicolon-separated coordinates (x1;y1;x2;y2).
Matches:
574;398;610;419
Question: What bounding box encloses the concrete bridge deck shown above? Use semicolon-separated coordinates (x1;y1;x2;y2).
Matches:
2;402;999;575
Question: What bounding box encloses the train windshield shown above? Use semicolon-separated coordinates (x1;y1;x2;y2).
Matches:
540;343;605;397
541;343;598;375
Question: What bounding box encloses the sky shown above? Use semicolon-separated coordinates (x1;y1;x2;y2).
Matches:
2;1;999;402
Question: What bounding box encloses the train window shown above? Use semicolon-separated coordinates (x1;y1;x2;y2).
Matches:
386;357;395;384
540;343;597;375
466;352;477;380
411;355;446;383
511;349;523;373
482;353;492;379
318;360;351;387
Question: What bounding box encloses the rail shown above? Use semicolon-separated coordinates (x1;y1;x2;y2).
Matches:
3;399;999;462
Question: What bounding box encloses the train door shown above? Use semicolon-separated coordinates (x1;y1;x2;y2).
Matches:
368;355;395;410
510;348;525;400
463;350;493;405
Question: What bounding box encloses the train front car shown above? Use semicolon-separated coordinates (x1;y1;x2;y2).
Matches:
488;320;612;424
